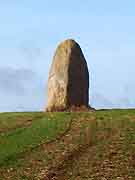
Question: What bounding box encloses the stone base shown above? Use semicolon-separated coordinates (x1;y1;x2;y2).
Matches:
45;105;95;112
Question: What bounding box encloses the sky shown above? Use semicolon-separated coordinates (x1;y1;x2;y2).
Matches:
0;0;135;111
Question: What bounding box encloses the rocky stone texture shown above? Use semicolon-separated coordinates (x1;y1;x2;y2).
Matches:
46;39;89;111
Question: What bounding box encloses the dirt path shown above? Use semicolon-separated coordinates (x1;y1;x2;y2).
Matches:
39;115;135;180
36;114;95;180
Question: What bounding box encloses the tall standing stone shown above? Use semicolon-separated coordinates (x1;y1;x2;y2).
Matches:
46;39;89;111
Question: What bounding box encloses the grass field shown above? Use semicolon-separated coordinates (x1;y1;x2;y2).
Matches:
0;110;135;179
0;112;71;165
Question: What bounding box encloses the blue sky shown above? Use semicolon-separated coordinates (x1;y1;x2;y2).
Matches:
0;0;135;111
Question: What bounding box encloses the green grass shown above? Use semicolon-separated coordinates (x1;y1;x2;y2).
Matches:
0;112;71;166
0;112;45;132
0;109;135;179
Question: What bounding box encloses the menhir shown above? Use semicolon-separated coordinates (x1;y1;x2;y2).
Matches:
46;39;90;111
